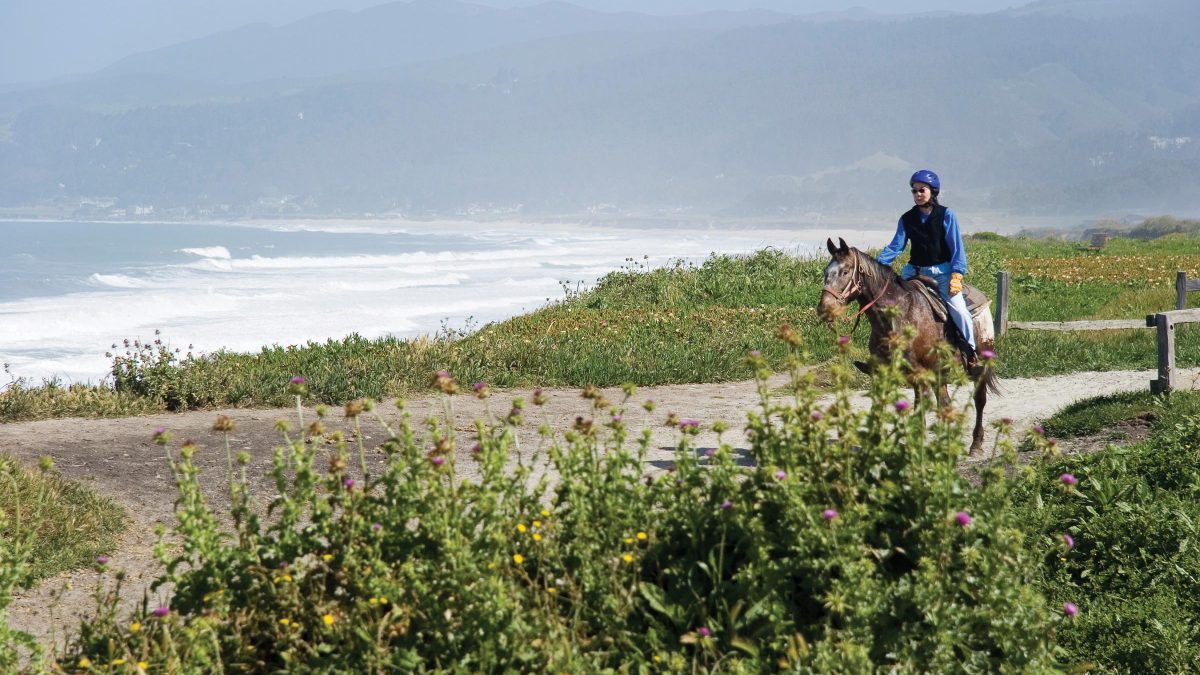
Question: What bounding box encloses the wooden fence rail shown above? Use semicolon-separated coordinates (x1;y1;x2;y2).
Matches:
994;270;1200;394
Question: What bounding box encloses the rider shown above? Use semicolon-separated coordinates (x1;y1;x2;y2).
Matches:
876;169;979;370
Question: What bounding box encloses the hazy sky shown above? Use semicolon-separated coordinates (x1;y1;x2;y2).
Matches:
2;0;1031;86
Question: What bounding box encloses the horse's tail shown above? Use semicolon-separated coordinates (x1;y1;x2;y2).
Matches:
980;365;1001;396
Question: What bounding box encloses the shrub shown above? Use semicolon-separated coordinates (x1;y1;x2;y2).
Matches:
1013;411;1200;673
43;334;1057;671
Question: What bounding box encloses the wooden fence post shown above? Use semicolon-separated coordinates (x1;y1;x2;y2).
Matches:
995;270;1010;338
1149;312;1175;395
1178;271;1189;311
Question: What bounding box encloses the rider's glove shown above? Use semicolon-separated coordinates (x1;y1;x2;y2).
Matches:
949;272;964;295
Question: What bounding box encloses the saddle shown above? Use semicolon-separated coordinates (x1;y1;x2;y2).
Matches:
908;275;996;349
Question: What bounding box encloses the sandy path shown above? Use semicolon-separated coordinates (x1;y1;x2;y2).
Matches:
3;367;1199;651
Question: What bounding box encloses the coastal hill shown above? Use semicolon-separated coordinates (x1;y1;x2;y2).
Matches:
1;0;1198;218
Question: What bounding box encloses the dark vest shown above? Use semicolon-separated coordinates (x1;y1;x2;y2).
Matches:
901;204;951;267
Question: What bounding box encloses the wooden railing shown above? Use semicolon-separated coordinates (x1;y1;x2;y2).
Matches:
1148;308;1200;394
994;270;1199;394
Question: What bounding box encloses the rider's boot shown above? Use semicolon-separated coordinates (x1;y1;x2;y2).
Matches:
961;342;984;378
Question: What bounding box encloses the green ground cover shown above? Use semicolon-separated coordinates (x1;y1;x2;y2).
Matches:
1013;390;1200;673
0;454;127;580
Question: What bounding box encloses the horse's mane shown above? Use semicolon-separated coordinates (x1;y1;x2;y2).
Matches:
849;247;902;290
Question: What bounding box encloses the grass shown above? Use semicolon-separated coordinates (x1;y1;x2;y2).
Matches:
1011;389;1200;672
0;454;128;582
1;233;1197;423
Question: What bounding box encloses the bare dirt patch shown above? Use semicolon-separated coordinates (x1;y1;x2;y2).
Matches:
3;367;1198;652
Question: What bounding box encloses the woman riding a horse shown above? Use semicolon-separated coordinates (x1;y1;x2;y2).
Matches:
877;169;981;374
816;171;998;454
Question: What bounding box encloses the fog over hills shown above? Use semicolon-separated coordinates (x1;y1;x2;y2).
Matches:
2;0;1198;220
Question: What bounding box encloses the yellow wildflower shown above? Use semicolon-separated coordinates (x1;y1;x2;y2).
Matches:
532;533;542;542
129;621;141;633
323;554;333;562
637;531;647;540
369;597;379;606
517;523;527;533
279;618;291;626
112;658;126;665
380;597;389;604
622;553;633;563
541;509;551;517
78;658;91;668
323;613;335;626
138;662;149;670
532;520;542;528
513;553;525;564
624;537;634;544
282;574;293;582
547;587;557;594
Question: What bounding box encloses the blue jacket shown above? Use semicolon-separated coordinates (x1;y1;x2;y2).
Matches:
876;206;967;275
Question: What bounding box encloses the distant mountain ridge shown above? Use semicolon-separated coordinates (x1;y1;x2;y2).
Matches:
1;0;1199;219
98;0;796;85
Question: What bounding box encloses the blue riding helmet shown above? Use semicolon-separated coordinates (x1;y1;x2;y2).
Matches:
910;169;940;191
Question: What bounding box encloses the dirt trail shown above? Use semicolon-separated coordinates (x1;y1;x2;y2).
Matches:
3;367;1199;651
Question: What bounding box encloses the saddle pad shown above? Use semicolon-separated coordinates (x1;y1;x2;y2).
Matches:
910;277;991;324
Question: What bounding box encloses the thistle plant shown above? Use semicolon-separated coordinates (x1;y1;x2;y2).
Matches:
50;330;1054;672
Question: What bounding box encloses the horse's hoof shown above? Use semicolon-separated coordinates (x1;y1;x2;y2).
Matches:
968;446;985;459
853;360;871;375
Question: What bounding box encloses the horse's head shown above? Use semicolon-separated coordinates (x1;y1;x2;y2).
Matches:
817;237;863;323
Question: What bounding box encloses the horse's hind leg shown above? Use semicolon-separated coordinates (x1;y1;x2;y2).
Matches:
970;381;987;457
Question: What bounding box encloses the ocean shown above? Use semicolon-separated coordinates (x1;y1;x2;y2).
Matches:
0;218;891;386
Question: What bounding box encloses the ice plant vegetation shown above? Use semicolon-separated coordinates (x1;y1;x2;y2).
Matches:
38;331;1056;672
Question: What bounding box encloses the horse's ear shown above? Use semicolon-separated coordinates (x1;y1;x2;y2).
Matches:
826;238;837;256
838;238;850;254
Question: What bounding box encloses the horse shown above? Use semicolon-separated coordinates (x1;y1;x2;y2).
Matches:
816;237;999;455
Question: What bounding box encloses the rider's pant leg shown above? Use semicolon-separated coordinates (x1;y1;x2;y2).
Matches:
934;272;976;349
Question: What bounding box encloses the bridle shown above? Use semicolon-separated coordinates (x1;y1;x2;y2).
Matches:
821;251;893;332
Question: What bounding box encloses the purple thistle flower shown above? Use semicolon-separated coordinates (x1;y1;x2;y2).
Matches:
837;335;850;345
371;523;382;532
704;448;716;458
1063;602;1078;618
697;626;711;638
430;456;445;466
822;509;838;521
955;511;973;527
775;470;787;481
811;410;823;422
895;399;911;413
679;419;700;429
980;349;996;360
290;376;306;385
720;500;733;510
1060;473;1078;486
343;478;355;489
749;350;761;357
1062;533;1075;549
1033;423;1046;435
152;606;170;618
95;555;110;566
470;442;482;454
